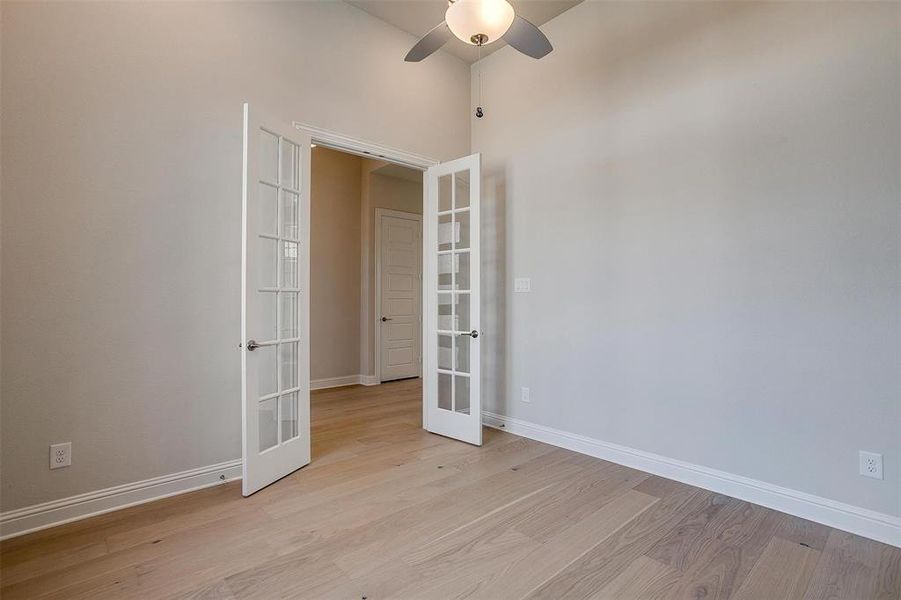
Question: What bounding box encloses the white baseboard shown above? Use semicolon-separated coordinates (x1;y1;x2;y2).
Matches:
310;374;382;390
311;375;365;390
482;411;900;548
9;411;893;548
4;376;387;540
0;459;242;541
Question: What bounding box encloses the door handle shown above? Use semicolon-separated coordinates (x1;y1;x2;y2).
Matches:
245;339;261;351
381;316;393;322
459;330;479;339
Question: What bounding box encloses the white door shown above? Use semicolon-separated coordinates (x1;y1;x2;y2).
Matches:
241;104;311;496
424;154;481;445
377;210;422;382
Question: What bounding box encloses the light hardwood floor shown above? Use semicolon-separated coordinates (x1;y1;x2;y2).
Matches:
1;379;899;599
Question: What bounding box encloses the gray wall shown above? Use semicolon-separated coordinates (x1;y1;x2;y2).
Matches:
2;0;898;523
0;1;470;511
474;1;900;517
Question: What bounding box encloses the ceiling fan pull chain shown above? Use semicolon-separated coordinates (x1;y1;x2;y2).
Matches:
476;43;484;119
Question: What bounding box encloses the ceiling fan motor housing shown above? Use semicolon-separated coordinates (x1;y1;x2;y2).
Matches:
445;0;515;45
404;0;553;62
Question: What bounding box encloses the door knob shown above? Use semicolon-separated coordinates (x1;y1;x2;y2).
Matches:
459;330;479;339
245;339;261;351
381;316;393;322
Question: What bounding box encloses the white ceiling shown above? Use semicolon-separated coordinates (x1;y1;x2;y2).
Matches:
345;0;582;63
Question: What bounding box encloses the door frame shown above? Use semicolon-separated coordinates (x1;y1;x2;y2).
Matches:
374;208;424;383
292;121;438;429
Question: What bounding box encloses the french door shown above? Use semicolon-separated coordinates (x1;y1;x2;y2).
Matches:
425;154;482;445
241;104;311;496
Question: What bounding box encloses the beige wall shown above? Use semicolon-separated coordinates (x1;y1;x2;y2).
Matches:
473;1;900;517
309;151;422;384
0;1;469;512
359;161;423;379
311;148;362;382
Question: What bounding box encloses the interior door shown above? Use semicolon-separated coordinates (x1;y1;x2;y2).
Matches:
425;154;481;445
378;211;422;382
241;103;311;496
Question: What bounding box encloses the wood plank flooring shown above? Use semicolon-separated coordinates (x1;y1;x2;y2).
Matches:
1;379;898;599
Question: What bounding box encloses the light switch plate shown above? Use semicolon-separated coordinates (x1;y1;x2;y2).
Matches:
514;278;531;293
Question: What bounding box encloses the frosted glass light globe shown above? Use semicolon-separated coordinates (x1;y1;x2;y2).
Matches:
445;0;515;45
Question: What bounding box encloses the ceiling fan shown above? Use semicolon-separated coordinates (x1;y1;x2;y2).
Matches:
405;0;553;62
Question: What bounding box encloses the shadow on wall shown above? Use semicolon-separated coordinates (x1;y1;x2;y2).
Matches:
473;0;901;518
482;168;507;417
475;0;875;423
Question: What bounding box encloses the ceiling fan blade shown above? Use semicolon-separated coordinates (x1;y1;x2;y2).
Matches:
405;21;453;62
503;15;553;59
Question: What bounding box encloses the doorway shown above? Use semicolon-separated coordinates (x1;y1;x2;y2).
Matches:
308;146;424;390
308;144;424;460
241;108;484;494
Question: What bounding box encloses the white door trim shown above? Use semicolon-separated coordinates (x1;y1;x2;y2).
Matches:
293;122;439;170
375;208;423;383
294;122;437;431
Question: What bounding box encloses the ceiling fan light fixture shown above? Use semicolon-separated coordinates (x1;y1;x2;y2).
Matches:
445;0;515;46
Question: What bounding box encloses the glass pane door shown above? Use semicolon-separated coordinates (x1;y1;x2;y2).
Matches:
242;104;311;496
426;154;481;445
255;130;302;453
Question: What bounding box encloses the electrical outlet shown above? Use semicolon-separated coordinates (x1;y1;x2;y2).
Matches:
521;387;531;403
859;451;883;480
50;442;71;470
514;278;531;293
